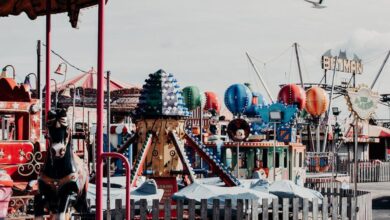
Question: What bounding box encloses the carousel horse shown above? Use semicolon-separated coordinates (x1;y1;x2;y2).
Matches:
34;109;89;220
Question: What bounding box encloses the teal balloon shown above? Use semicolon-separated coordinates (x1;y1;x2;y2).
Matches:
182;86;202;111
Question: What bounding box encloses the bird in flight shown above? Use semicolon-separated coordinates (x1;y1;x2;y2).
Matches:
304;0;326;9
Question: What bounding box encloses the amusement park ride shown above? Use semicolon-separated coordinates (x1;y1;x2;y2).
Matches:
1;0;390;219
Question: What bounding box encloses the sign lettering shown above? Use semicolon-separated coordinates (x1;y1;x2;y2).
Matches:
322;55;363;74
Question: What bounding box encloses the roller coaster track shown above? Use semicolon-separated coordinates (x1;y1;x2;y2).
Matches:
181;128;240;187
130;132;153;187
169;132;197;183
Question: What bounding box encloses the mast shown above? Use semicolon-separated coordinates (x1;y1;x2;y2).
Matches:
245;52;275;102
294;42;304;87
371;50;390;89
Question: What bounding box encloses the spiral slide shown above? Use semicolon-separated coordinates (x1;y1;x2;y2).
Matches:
130;132;153;187
173;129;240;187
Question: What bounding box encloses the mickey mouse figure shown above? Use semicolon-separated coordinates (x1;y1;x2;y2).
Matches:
234;129;246;141
207;109;219;135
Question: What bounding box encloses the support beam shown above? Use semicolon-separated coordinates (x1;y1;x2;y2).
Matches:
246;52;275;102
95;0;105;218
45;3;51;120
294;43;304;87
371;50;390;89
321;57;337;152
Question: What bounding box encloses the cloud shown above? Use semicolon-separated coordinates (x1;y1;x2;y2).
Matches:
335;29;390;59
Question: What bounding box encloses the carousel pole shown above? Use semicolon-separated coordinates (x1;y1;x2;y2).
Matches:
96;0;105;219
45;1;51;120
106;71;111;220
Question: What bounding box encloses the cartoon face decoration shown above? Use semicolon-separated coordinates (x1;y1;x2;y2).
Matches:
234;129;246;141
209;116;219;126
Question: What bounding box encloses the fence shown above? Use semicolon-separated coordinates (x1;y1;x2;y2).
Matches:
347;160;390;182
74;188;372;220
335;160;390;183
307;156;390;183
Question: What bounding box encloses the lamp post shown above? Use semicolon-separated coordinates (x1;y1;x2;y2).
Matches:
51;79;58;109
54;62;68;84
331;107;341;185
24;73;38;96
1;65;16;79
270;111;282;182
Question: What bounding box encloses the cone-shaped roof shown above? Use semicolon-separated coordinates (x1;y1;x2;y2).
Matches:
52;68;137;92
136;69;190;118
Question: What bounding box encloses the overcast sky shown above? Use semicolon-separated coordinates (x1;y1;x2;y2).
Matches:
1;0;390;118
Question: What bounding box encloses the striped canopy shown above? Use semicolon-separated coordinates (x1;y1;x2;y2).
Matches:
0;0;101;28
53;68;137;92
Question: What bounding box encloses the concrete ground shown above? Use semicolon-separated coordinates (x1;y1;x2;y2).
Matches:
357;182;390;220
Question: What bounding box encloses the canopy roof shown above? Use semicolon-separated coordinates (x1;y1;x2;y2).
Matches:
53;68;137;92
0;0;102;28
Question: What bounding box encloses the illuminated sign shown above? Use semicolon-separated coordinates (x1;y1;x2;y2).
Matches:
321;50;363;74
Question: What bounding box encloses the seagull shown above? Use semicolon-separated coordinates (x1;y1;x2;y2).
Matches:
304;0;326;9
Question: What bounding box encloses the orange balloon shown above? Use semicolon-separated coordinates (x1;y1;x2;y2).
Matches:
305;86;328;117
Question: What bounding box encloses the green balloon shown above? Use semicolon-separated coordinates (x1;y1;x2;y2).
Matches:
182;86;202;111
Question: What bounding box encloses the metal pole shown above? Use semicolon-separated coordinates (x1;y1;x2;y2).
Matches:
37;40;41;100
371;50;390;89
101;152;131;220
199;106;203;143
236;142;239;178
316;122;320;152
294;43;304;87
322;57;337;152
353;119;358;219
51;79;57;109
273;122;277;182
246;52;275;102
106;71;111;219
72;86;76;132
82;88;85;126
37;40;43;142
96;0;105;218
45;2;51;120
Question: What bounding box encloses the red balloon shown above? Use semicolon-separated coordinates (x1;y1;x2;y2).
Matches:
277;84;306;110
204;91;221;113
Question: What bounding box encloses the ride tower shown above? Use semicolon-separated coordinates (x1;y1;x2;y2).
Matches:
134;69;190;178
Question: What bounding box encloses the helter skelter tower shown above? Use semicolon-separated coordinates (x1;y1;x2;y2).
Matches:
135;69;191;177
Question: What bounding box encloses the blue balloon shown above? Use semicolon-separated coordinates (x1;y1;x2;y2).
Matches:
224;84;253;115
245;92;267;117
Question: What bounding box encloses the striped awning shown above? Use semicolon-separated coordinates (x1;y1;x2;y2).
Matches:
53;68;137;92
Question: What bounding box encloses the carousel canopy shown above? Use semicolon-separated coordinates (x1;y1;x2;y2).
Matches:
52;68;137;92
0;0;103;28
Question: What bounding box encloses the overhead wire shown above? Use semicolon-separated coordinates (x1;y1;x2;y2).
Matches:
42;43;88;73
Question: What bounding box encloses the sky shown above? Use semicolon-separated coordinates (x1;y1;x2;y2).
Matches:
1;0;390;119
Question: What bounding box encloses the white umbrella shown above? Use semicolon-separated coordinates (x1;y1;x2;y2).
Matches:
173;182;276;206
269;180;323;203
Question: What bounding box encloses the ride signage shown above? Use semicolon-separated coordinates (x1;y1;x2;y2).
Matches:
346;85;379;120
321;51;363;74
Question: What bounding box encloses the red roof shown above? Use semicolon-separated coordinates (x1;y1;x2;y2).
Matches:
53;68;138;92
